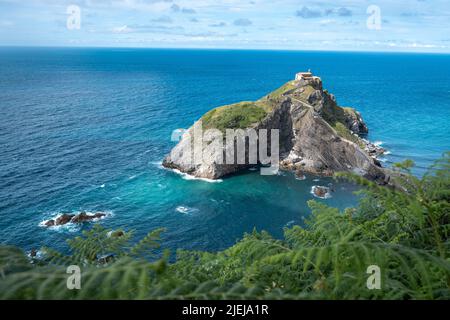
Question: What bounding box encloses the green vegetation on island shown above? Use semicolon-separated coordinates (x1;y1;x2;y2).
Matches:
201;80;298;131
202;101;268;131
331;121;365;148
1;153;449;300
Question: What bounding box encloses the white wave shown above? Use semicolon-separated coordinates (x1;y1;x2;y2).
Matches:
166;167;223;183
150;161;164;169
376;150;391;162
373;141;384;147
310;186;332;199
39;219;80;233
176;206;199;214
100;184;105;188
156;161;223;183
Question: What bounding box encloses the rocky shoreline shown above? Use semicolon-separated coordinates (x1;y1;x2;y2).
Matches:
363;139;386;161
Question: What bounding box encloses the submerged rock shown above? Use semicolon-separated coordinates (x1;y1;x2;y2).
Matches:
311;186;331;199
163;71;388;183
295;169;306;180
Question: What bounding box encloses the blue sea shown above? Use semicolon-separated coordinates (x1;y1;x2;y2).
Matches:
1;48;449;253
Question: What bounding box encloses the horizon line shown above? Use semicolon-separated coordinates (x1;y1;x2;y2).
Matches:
1;45;449;55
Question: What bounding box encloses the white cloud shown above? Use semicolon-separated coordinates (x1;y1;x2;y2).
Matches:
112;25;133;33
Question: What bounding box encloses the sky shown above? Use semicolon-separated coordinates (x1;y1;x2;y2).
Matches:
0;0;449;52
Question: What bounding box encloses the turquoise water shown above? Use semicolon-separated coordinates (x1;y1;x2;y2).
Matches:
0;48;449;252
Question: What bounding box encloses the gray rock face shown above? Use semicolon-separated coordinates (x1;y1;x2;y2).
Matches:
162;122;247;179
282;103;383;179
163;74;387;182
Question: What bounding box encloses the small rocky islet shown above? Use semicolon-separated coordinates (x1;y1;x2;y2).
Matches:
43;211;106;227
311;185;332;199
163;71;390;184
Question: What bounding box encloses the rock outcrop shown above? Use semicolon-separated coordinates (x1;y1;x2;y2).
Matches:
43;212;106;227
163;72;387;182
55;214;74;226
311;186;331;199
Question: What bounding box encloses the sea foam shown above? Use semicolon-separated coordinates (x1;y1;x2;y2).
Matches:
176;206;199;214
153;160;223;183
373;141;384;147
167;167;223;183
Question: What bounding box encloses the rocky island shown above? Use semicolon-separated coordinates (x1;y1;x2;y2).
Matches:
163;71;388;183
43;212;106;227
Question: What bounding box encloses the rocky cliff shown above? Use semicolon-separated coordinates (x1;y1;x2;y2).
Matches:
163;73;387;182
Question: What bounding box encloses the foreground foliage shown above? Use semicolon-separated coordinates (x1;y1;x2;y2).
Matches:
0;154;449;299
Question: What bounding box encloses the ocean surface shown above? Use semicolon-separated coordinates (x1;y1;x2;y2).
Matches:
1;48;449;253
